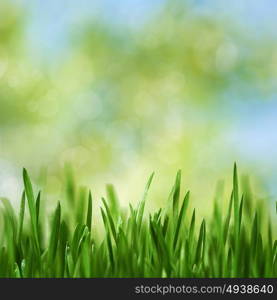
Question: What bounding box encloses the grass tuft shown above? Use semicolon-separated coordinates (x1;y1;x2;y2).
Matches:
0;165;276;277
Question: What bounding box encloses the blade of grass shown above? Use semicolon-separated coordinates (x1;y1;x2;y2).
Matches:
137;172;154;231
36;191;41;225
173;191;190;249
172;170;181;220
17;191;25;246
48;201;61;266
86;191;92;231
22;168;40;253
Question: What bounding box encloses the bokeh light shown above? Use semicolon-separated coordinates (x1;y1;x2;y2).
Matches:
0;0;276;215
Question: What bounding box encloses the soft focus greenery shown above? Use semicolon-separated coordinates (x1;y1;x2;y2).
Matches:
0;165;276;277
0;1;277;207
0;1;276;278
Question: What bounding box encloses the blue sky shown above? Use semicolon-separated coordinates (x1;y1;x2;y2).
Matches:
14;0;277;61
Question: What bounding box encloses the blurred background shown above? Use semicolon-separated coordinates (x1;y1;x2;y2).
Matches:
0;0;276;214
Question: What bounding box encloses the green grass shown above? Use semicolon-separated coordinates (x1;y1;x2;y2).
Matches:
0;164;276;278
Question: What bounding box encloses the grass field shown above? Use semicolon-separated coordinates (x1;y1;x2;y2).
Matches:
0;164;276;278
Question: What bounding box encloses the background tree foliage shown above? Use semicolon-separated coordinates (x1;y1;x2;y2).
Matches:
0;0;276;210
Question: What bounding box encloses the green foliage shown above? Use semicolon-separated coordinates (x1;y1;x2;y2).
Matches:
0;164;276;278
1;0;277;186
